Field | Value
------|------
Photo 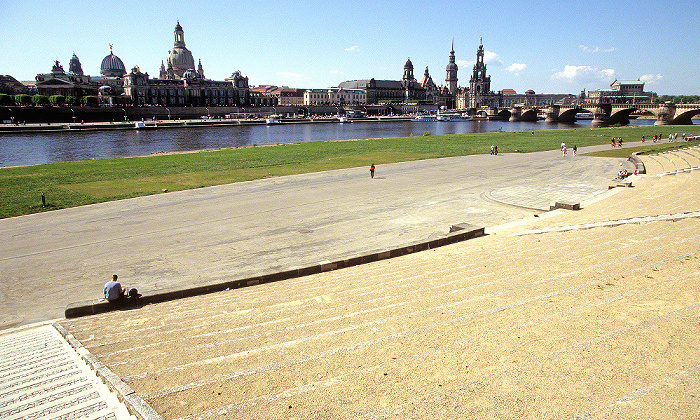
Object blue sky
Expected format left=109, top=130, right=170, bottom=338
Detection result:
left=1, top=0, right=698, bottom=95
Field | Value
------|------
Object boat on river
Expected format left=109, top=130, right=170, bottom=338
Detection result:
left=133, top=122, right=156, bottom=130
left=411, top=114, right=438, bottom=122
left=265, top=115, right=282, bottom=125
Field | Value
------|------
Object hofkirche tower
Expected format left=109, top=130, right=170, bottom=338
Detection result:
left=468, top=37, right=492, bottom=108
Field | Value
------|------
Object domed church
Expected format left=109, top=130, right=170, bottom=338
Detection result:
left=160, top=21, right=203, bottom=79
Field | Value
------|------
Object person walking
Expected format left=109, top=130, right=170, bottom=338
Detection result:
left=369, top=164, right=375, bottom=179
left=572, top=145, right=577, bottom=156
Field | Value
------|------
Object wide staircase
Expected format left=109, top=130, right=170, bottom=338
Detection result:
left=59, top=150, right=700, bottom=420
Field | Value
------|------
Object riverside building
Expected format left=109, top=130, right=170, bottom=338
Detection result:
left=121, top=22, right=250, bottom=106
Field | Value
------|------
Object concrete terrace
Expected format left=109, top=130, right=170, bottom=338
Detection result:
left=52, top=146, right=700, bottom=419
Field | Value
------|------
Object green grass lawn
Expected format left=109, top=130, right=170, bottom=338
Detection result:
left=1, top=124, right=696, bottom=218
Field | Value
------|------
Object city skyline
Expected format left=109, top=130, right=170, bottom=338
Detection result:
left=1, top=0, right=698, bottom=96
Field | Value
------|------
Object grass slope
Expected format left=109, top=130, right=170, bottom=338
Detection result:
left=1, top=125, right=696, bottom=218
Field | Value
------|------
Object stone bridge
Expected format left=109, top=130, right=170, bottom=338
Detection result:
left=484, top=103, right=700, bottom=126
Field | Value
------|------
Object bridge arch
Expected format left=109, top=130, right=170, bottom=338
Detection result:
left=673, top=108, right=700, bottom=125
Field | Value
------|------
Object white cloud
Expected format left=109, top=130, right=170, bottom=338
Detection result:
left=551, top=65, right=616, bottom=83
left=329, top=69, right=342, bottom=75
left=601, top=68, right=615, bottom=79
left=276, top=72, right=313, bottom=84
left=345, top=45, right=359, bottom=52
left=506, top=63, right=526, bottom=76
left=579, top=45, right=616, bottom=53
left=640, top=73, right=663, bottom=85
left=456, top=60, right=471, bottom=68
left=483, top=50, right=503, bottom=66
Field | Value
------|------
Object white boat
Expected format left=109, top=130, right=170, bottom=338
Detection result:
left=411, top=115, right=437, bottom=122
left=133, top=122, right=155, bottom=129
left=265, top=116, right=281, bottom=124
left=337, top=116, right=349, bottom=123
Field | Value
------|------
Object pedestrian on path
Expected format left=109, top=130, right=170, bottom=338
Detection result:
left=572, top=145, right=577, bottom=156
left=490, top=145, right=495, bottom=155
left=370, top=164, right=375, bottom=179
left=561, top=142, right=567, bottom=156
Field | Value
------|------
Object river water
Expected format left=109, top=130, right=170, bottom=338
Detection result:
left=0, top=118, right=657, bottom=167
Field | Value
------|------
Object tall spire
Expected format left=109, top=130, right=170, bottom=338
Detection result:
left=445, top=40, right=458, bottom=95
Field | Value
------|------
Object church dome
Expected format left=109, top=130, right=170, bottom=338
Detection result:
left=404, top=58, right=414, bottom=70
left=168, top=48, right=195, bottom=75
left=100, top=47, right=126, bottom=77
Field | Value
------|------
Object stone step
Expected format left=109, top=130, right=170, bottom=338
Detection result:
left=0, top=325, right=138, bottom=420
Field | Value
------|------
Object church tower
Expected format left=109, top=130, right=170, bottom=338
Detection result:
left=468, top=37, right=491, bottom=108
left=174, top=21, right=185, bottom=48
left=402, top=57, right=416, bottom=100
left=166, top=21, right=196, bottom=79
left=445, top=40, right=458, bottom=95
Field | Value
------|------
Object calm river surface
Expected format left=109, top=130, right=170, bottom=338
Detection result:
left=0, top=119, right=657, bottom=167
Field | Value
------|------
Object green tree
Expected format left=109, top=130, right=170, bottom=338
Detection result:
left=65, top=96, right=79, bottom=105
left=49, top=95, right=66, bottom=105
left=15, top=94, right=32, bottom=105
left=81, top=96, right=98, bottom=105
left=32, top=94, right=49, bottom=105
left=0, top=93, right=14, bottom=105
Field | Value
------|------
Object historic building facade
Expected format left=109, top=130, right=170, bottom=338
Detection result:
left=120, top=22, right=250, bottom=106
left=586, top=80, right=656, bottom=104
left=123, top=68, right=249, bottom=106
left=338, top=58, right=435, bottom=105
left=34, top=47, right=127, bottom=98
left=303, top=88, right=366, bottom=105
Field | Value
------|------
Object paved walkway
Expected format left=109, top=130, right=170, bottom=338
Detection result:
left=0, top=143, right=632, bottom=329
left=54, top=145, right=700, bottom=419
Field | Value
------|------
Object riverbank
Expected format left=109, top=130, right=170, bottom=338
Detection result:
left=0, top=125, right=696, bottom=219
left=0, top=115, right=409, bottom=134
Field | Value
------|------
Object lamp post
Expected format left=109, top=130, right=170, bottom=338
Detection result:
left=8, top=108, right=14, bottom=124
left=165, top=107, right=171, bottom=120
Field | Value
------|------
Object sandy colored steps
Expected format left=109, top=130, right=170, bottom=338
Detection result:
left=139, top=246, right=700, bottom=419
left=639, top=155, right=665, bottom=175
left=63, top=220, right=696, bottom=388
left=677, top=146, right=700, bottom=169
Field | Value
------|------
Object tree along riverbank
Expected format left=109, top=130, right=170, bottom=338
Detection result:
left=0, top=125, right=696, bottom=219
